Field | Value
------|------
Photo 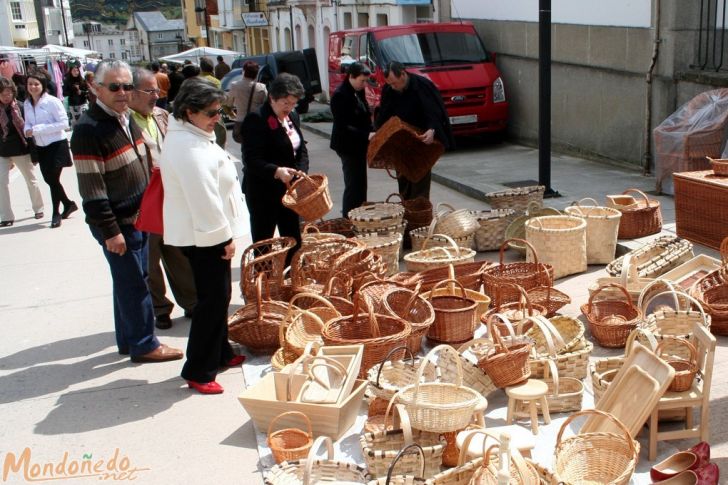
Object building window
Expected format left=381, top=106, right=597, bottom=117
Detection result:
left=108, top=39, right=113, bottom=46
left=10, top=2, right=22, bottom=21
left=83, top=40, right=89, bottom=47
left=14, top=24, right=25, bottom=30
left=157, top=33, right=163, bottom=40
left=122, top=51, right=127, bottom=60
left=109, top=52, right=115, bottom=59
left=120, top=38, right=125, bottom=45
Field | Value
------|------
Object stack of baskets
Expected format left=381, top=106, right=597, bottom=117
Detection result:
left=470, top=208, right=516, bottom=252
left=349, top=202, right=405, bottom=235
left=433, top=203, right=480, bottom=242
left=483, top=185, right=545, bottom=214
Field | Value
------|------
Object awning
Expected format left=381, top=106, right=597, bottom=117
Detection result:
left=159, top=46, right=241, bottom=65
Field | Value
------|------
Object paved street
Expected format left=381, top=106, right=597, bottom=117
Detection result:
left=0, top=123, right=726, bottom=484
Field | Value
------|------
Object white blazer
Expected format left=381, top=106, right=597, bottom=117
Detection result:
left=23, top=93, right=68, bottom=147
left=160, top=116, right=245, bottom=247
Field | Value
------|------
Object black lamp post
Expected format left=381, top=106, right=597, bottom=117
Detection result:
left=194, top=5, right=210, bottom=47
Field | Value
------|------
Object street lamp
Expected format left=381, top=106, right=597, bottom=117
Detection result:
left=194, top=5, right=210, bottom=47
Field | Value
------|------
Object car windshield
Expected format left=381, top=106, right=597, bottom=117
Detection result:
left=378, top=31, right=490, bottom=67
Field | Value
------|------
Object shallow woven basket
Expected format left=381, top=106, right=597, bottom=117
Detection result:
left=367, top=347, right=430, bottom=402
left=267, top=411, right=313, bottom=465
left=240, top=237, right=296, bottom=303
left=482, top=283, right=547, bottom=333
left=434, top=203, right=480, bottom=239
left=530, top=337, right=593, bottom=380
left=524, top=314, right=585, bottom=355
left=228, top=275, right=288, bottom=352
left=708, top=156, right=728, bottom=176
left=564, top=197, right=622, bottom=264
left=409, top=220, right=474, bottom=253
left=349, top=202, right=405, bottom=233
left=641, top=289, right=710, bottom=359
left=425, top=279, right=479, bottom=344
left=554, top=409, right=637, bottom=485
left=404, top=234, right=476, bottom=272
left=281, top=172, right=332, bottom=222
left=606, top=235, right=693, bottom=278
left=415, top=260, right=492, bottom=293
left=614, top=188, right=662, bottom=239
left=504, top=201, right=561, bottom=253
left=515, top=357, right=583, bottom=415
left=470, top=208, right=516, bottom=252
left=521, top=263, right=571, bottom=317
left=690, top=269, right=728, bottom=335
left=657, top=337, right=698, bottom=392
left=381, top=287, right=435, bottom=353
left=581, top=283, right=643, bottom=348
left=525, top=215, right=587, bottom=279
left=470, top=441, right=540, bottom=485
left=483, top=185, right=545, bottom=213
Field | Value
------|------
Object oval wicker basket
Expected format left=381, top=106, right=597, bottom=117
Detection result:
left=228, top=275, right=288, bottom=352
left=267, top=411, right=313, bottom=465
left=434, top=202, right=480, bottom=239
left=525, top=264, right=571, bottom=317
left=581, top=283, right=643, bottom=348
left=657, top=336, right=698, bottom=392
left=404, top=234, right=476, bottom=272
left=564, top=198, right=622, bottom=264
left=483, top=185, right=545, bottom=213
left=409, top=219, right=474, bottom=252
left=614, top=188, right=662, bottom=239
left=349, top=202, right=405, bottom=232
left=425, top=279, right=479, bottom=344
left=478, top=314, right=534, bottom=388
left=240, top=236, right=296, bottom=303
left=281, top=172, right=332, bottom=222
left=381, top=286, right=435, bottom=354
left=525, top=215, right=587, bottom=279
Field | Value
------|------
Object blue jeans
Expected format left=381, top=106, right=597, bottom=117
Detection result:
left=90, top=224, right=159, bottom=357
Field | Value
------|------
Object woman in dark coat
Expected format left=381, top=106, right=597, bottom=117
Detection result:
left=241, top=73, right=308, bottom=260
left=330, top=62, right=374, bottom=217
left=62, top=62, right=88, bottom=127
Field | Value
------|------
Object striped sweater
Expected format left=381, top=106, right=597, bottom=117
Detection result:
left=70, top=103, right=150, bottom=239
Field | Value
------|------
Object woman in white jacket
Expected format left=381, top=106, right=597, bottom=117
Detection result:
left=160, top=77, right=246, bottom=395
left=24, top=69, right=77, bottom=228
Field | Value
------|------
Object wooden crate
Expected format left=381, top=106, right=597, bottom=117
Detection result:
left=674, top=170, right=728, bottom=250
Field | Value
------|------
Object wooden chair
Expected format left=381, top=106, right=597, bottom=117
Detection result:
left=647, top=322, right=716, bottom=460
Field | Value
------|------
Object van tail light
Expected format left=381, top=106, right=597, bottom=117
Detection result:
left=492, top=77, right=506, bottom=103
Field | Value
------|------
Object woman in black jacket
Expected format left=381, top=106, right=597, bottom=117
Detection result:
left=62, top=62, right=88, bottom=127
left=329, top=62, right=373, bottom=217
left=241, top=73, right=308, bottom=259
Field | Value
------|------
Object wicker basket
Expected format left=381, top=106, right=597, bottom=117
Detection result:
left=291, top=239, right=362, bottom=291
left=470, top=209, right=516, bottom=252
left=228, top=275, right=289, bottom=352
left=641, top=289, right=710, bottom=359
left=355, top=232, right=402, bottom=276
left=613, top=188, right=662, bottom=239
left=349, top=203, right=405, bottom=233
left=707, top=156, right=728, bottom=176
left=504, top=201, right=561, bottom=254
left=522, top=314, right=584, bottom=355
left=656, top=336, right=698, bottom=392
left=524, top=264, right=571, bottom=317
left=381, top=287, right=435, bottom=353
left=564, top=198, right=622, bottom=264
left=365, top=443, right=430, bottom=484
left=401, top=195, right=433, bottom=227
left=301, top=224, right=346, bottom=248
left=470, top=438, right=539, bottom=485
left=308, top=217, right=356, bottom=237
left=523, top=359, right=583, bottom=414
left=554, top=409, right=638, bottom=485
left=415, top=260, right=492, bottom=293
left=483, top=185, right=545, bottom=213
left=425, top=279, right=479, bottom=344
left=581, top=283, right=643, bottom=348
left=483, top=283, right=547, bottom=330
left=280, top=297, right=328, bottom=362
left=264, top=436, right=369, bottom=485
left=322, top=298, right=411, bottom=378
left=478, top=314, right=533, bottom=388
left=268, top=411, right=314, bottom=465
left=606, top=235, right=694, bottom=278
left=394, top=345, right=482, bottom=433
left=481, top=239, right=554, bottom=305
left=530, top=336, right=593, bottom=381
left=281, top=172, right=333, bottom=222
left=433, top=203, right=480, bottom=239
left=404, top=234, right=476, bottom=272
left=240, top=237, right=296, bottom=302
left=367, top=347, right=430, bottom=403
left=525, top=215, right=587, bottom=279
left=690, top=266, right=728, bottom=335
left=409, top=219, right=474, bottom=253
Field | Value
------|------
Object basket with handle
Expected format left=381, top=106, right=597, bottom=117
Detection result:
left=425, top=279, right=479, bottom=344
left=331, top=247, right=388, bottom=288
left=404, top=234, right=476, bottom=272
left=478, top=314, right=533, bottom=388
left=524, top=264, right=571, bottom=317
left=481, top=239, right=554, bottom=305
left=605, top=235, right=693, bottom=278
left=354, top=232, right=402, bottom=276
left=581, top=283, right=643, bottom=348
left=614, top=188, right=662, bottom=239
left=470, top=432, right=540, bottom=485
left=290, top=239, right=362, bottom=291
left=281, top=172, right=333, bottom=222
left=228, top=274, right=289, bottom=352
left=483, top=185, right=545, bottom=213
left=309, top=217, right=357, bottom=237
left=297, top=357, right=348, bottom=404
left=421, top=265, right=491, bottom=317
left=433, top=202, right=480, bottom=239
left=525, top=215, right=587, bottom=279
left=564, top=197, right=622, bottom=264
left=409, top=220, right=474, bottom=253
left=707, top=156, right=728, bottom=176
left=357, top=279, right=414, bottom=313
left=482, top=283, right=547, bottom=334
left=521, top=314, right=583, bottom=355
left=641, top=289, right=710, bottom=359
left=521, top=315, right=593, bottom=381
left=366, top=346, right=433, bottom=404
left=322, top=296, right=411, bottom=378
left=394, top=345, right=482, bottom=433
left=553, top=409, right=638, bottom=485
left=301, top=224, right=346, bottom=249
left=365, top=442, right=430, bottom=484
left=267, top=411, right=314, bottom=464
left=656, top=336, right=698, bottom=392
left=415, top=260, right=493, bottom=293
left=381, top=285, right=435, bottom=353
left=503, top=201, right=561, bottom=253
left=516, top=352, right=583, bottom=415
left=689, top=267, right=728, bottom=335
left=264, top=435, right=369, bottom=485
left=280, top=295, right=330, bottom=362
left=349, top=202, right=405, bottom=233
left=399, top=194, right=433, bottom=227
left=471, top=208, right=517, bottom=252
left=240, top=236, right=296, bottom=302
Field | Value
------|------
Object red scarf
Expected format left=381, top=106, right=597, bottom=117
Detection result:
left=0, top=99, right=27, bottom=146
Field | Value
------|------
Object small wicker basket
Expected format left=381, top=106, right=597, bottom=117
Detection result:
left=281, top=172, right=333, bottom=222
left=434, top=203, right=480, bottom=239
left=656, top=336, right=698, bottom=392
left=707, top=156, right=728, bottom=176
left=613, top=188, right=662, bottom=239
left=581, top=283, right=643, bottom=348
left=267, top=411, right=313, bottom=464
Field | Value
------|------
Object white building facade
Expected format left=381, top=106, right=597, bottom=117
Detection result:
left=0, top=0, right=40, bottom=47
left=32, top=0, right=74, bottom=47
left=72, top=22, right=131, bottom=61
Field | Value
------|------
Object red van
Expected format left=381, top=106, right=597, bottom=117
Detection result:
left=328, top=22, right=508, bottom=136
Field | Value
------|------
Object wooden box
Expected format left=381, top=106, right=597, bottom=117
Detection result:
left=661, top=254, right=722, bottom=291
left=674, top=170, right=728, bottom=250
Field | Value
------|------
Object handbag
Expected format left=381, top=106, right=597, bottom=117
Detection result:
left=26, top=138, right=39, bottom=165
left=134, top=167, right=164, bottom=235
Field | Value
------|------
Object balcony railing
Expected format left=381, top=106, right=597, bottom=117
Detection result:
left=695, top=0, right=728, bottom=71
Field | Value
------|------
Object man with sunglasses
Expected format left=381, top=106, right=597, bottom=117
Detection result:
left=128, top=68, right=197, bottom=330
left=70, top=60, right=183, bottom=364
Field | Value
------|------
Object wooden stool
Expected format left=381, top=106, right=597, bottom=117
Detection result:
left=456, top=425, right=536, bottom=459
left=506, top=379, right=551, bottom=435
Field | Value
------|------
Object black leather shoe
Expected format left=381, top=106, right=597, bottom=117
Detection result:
left=50, top=215, right=61, bottom=228
left=155, top=314, right=172, bottom=329
left=61, top=201, right=78, bottom=219
left=0, top=221, right=13, bottom=227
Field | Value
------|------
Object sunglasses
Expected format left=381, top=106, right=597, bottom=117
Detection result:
left=99, top=82, right=134, bottom=92
left=136, top=88, right=161, bottom=96
left=203, top=107, right=225, bottom=117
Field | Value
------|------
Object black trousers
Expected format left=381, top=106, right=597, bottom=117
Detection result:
left=38, top=163, right=70, bottom=216
left=245, top=187, right=301, bottom=265
left=339, top=151, right=367, bottom=218
left=180, top=242, right=234, bottom=383
left=398, top=170, right=431, bottom=201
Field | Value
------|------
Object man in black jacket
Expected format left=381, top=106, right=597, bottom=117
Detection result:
left=375, top=61, right=454, bottom=200
left=330, top=62, right=374, bottom=217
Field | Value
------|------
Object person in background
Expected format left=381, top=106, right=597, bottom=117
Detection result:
left=180, top=63, right=226, bottom=149
left=160, top=78, right=246, bottom=394
left=375, top=60, right=454, bottom=200
left=11, top=73, right=26, bottom=103
left=70, top=60, right=183, bottom=364
left=0, top=77, right=44, bottom=226
left=37, top=67, right=59, bottom=99
left=24, top=69, right=76, bottom=229
left=241, top=73, right=308, bottom=261
left=128, top=67, right=197, bottom=330
left=63, top=61, right=89, bottom=128
left=227, top=60, right=267, bottom=147
left=150, top=62, right=170, bottom=110
left=161, top=63, right=169, bottom=74
left=199, top=57, right=221, bottom=88
left=84, top=71, right=97, bottom=108
left=214, top=55, right=231, bottom=80
left=330, top=62, right=374, bottom=217
left=166, top=63, right=184, bottom=108
left=181, top=64, right=201, bottom=80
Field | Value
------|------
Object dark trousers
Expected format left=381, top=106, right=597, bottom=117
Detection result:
left=148, top=234, right=197, bottom=318
left=398, top=170, right=432, bottom=201
left=180, top=242, right=234, bottom=383
left=245, top=188, right=301, bottom=265
left=339, top=151, right=367, bottom=218
left=38, top=163, right=70, bottom=216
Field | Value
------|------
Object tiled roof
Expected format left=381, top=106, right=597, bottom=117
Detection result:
left=134, top=11, right=184, bottom=32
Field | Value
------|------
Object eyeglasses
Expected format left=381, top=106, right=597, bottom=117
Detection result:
left=98, top=82, right=134, bottom=92
left=203, top=107, right=225, bottom=117
left=136, top=88, right=161, bottom=96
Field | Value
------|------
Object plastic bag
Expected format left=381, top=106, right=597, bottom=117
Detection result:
left=653, top=88, right=728, bottom=194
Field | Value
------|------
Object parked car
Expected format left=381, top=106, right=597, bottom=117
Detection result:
left=328, top=22, right=508, bottom=137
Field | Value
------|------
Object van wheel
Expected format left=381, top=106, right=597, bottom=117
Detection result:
left=296, top=99, right=310, bottom=114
